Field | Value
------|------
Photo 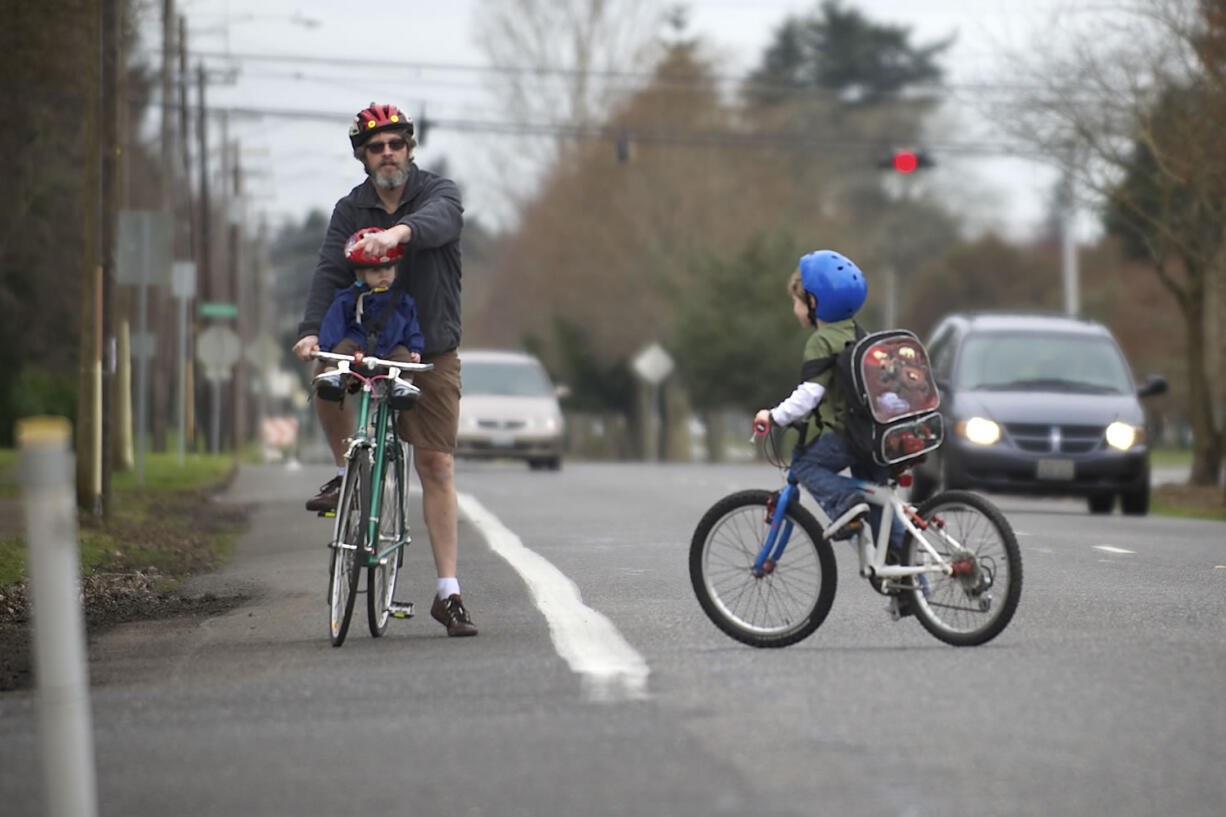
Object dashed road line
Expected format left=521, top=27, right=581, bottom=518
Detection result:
left=458, top=493, right=650, bottom=703
left=1093, top=545, right=1135, bottom=554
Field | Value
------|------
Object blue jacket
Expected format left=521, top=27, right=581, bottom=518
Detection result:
left=318, top=285, right=425, bottom=357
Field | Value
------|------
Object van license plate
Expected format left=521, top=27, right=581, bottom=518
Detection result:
left=1036, top=458, right=1074, bottom=480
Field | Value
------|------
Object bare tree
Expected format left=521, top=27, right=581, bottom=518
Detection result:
left=470, top=0, right=666, bottom=221
left=995, top=0, right=1226, bottom=487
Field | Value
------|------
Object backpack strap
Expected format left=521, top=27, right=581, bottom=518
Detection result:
left=801, top=355, right=837, bottom=380
left=363, top=288, right=404, bottom=355
left=799, top=321, right=866, bottom=380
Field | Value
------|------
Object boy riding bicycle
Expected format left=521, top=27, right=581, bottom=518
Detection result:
left=752, top=250, right=907, bottom=559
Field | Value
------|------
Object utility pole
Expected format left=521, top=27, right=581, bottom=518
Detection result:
left=1059, top=164, right=1080, bottom=316
left=230, top=139, right=248, bottom=449
left=87, top=0, right=123, bottom=516
left=152, top=0, right=176, bottom=452
left=178, top=14, right=197, bottom=451
left=196, top=63, right=212, bottom=450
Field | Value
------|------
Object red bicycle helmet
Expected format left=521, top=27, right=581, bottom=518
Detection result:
left=348, top=102, right=414, bottom=149
left=344, top=227, right=404, bottom=269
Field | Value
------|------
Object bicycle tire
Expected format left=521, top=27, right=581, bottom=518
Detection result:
left=368, top=439, right=406, bottom=637
left=689, top=489, right=838, bottom=648
left=329, top=455, right=369, bottom=647
left=903, top=490, right=1022, bottom=647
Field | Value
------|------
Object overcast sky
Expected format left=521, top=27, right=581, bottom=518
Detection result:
left=163, top=0, right=1100, bottom=239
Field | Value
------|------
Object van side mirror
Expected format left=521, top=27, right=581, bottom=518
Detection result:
left=1137, top=374, right=1167, bottom=399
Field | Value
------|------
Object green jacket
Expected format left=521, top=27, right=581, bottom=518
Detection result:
left=802, top=318, right=859, bottom=438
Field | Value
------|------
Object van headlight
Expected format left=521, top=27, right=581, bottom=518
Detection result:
left=958, top=417, right=1000, bottom=446
left=1105, top=421, right=1142, bottom=450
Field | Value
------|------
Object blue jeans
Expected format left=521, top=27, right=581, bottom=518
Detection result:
left=791, top=431, right=904, bottom=550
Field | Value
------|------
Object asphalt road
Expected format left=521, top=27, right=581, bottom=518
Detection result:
left=2, top=460, right=1223, bottom=817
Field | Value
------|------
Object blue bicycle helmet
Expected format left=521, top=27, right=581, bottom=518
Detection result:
left=798, top=250, right=867, bottom=323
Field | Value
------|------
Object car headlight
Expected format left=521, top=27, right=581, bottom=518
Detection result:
left=533, top=416, right=559, bottom=432
left=958, top=416, right=1001, bottom=446
left=1105, top=421, right=1142, bottom=450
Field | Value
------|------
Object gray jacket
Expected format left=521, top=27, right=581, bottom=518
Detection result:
left=298, top=166, right=463, bottom=356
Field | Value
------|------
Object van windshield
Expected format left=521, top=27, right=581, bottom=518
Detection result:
left=462, top=360, right=554, bottom=397
left=956, top=332, right=1133, bottom=394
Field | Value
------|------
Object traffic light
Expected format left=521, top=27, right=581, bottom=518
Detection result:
left=877, top=150, right=934, bottom=173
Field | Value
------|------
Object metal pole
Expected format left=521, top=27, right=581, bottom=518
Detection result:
left=18, top=417, right=100, bottom=817
left=136, top=265, right=149, bottom=486
left=177, top=292, right=187, bottom=464
left=883, top=264, right=897, bottom=328
left=210, top=378, right=221, bottom=454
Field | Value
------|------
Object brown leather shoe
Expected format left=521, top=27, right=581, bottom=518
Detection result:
left=305, top=475, right=342, bottom=512
left=430, top=594, right=478, bottom=637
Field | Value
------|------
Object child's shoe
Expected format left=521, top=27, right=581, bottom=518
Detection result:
left=314, top=370, right=344, bottom=402
left=825, top=501, right=869, bottom=541
left=388, top=379, right=420, bottom=410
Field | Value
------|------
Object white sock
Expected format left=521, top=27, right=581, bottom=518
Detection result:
left=337, top=467, right=345, bottom=477
left=437, top=577, right=461, bottom=599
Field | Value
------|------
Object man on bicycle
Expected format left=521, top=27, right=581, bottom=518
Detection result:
left=292, top=102, right=476, bottom=637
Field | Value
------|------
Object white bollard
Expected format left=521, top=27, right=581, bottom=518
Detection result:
left=18, top=416, right=99, bottom=817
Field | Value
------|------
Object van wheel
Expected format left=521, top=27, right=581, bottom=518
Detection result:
left=909, top=460, right=938, bottom=503
left=1087, top=493, right=1114, bottom=514
left=1121, top=482, right=1149, bottom=516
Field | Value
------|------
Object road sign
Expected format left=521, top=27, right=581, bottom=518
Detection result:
left=196, top=325, right=241, bottom=382
left=116, top=210, right=172, bottom=286
left=632, top=342, right=675, bottom=385
left=172, top=261, right=196, bottom=299
left=199, top=301, right=238, bottom=320
left=244, top=334, right=282, bottom=369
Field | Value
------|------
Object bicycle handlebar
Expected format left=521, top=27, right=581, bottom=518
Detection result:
left=312, top=349, right=434, bottom=373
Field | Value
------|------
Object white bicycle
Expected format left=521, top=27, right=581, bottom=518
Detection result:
left=690, top=424, right=1023, bottom=648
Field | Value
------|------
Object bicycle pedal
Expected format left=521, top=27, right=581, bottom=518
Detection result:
left=317, top=509, right=336, bottom=518
left=389, top=601, right=415, bottom=619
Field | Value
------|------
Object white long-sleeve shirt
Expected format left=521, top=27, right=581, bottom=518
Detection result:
left=769, top=381, right=827, bottom=427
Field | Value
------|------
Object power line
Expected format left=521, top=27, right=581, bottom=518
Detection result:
left=155, top=99, right=1040, bottom=159
left=136, top=46, right=1053, bottom=97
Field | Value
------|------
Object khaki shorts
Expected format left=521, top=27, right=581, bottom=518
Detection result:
left=314, top=343, right=460, bottom=454
left=396, top=348, right=460, bottom=453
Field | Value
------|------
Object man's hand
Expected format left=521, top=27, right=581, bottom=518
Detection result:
left=409, top=351, right=422, bottom=363
left=348, top=224, right=411, bottom=259
left=292, top=335, right=320, bottom=362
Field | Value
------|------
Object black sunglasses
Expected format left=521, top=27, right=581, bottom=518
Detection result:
left=365, top=137, right=408, bottom=155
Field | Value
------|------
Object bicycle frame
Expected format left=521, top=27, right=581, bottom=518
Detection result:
left=752, top=464, right=961, bottom=589
left=316, top=351, right=431, bottom=566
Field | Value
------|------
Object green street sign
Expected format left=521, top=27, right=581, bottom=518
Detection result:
left=199, top=301, right=238, bottom=319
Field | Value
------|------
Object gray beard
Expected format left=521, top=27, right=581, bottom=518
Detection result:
left=372, top=164, right=410, bottom=190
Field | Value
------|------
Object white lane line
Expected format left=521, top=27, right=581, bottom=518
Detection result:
left=1093, top=545, right=1135, bottom=554
left=458, top=493, right=650, bottom=702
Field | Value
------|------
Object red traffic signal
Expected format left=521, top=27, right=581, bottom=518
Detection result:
left=893, top=151, right=919, bottom=173
left=877, top=150, right=934, bottom=173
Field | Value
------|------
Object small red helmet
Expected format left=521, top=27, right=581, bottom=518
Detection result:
left=344, top=227, right=403, bottom=269
left=348, top=102, right=413, bottom=149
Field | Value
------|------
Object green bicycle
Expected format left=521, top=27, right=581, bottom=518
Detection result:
left=313, top=349, right=432, bottom=647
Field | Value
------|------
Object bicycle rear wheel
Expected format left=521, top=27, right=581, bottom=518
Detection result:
left=329, top=455, right=369, bottom=647
left=903, top=490, right=1022, bottom=646
left=368, top=440, right=407, bottom=637
left=689, top=489, right=838, bottom=648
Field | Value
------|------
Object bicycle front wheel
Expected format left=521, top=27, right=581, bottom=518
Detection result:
left=329, top=455, right=369, bottom=647
left=689, top=490, right=837, bottom=648
left=368, top=440, right=407, bottom=637
left=904, top=490, right=1022, bottom=647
